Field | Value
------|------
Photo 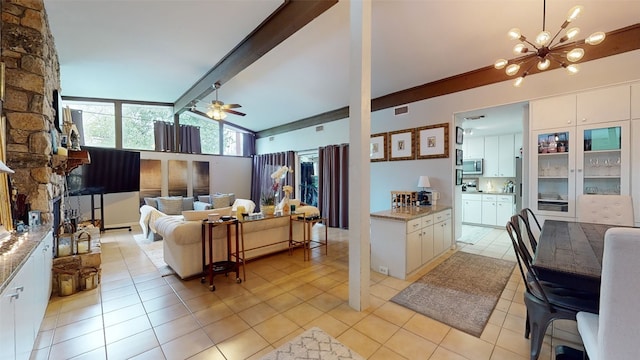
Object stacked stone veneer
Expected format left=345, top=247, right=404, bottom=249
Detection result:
left=2, top=0, right=65, bottom=224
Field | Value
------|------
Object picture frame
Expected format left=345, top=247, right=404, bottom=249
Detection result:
left=28, top=210, right=41, bottom=227
left=456, top=169, right=463, bottom=185
left=416, top=123, right=449, bottom=159
left=370, top=132, right=388, bottom=162
left=389, top=129, right=415, bottom=161
left=456, top=126, right=464, bottom=145
left=456, top=149, right=463, bottom=165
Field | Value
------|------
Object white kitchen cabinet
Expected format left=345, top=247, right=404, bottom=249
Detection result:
left=371, top=208, right=450, bottom=279
left=632, top=83, right=640, bottom=119
left=530, top=94, right=576, bottom=131
left=463, top=137, right=484, bottom=159
left=462, top=194, right=482, bottom=224
left=632, top=118, right=640, bottom=225
left=577, top=85, right=630, bottom=125
left=484, top=134, right=515, bottom=177
left=496, top=195, right=515, bottom=227
left=481, top=194, right=497, bottom=226
left=514, top=132, right=523, bottom=157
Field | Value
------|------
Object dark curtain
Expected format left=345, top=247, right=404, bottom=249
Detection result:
left=179, top=124, right=202, bottom=154
left=251, top=151, right=295, bottom=211
left=319, top=144, right=349, bottom=229
left=243, top=133, right=256, bottom=157
left=154, top=121, right=176, bottom=152
left=300, top=162, right=316, bottom=206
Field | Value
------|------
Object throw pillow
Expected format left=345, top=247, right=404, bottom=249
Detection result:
left=157, top=197, right=183, bottom=215
left=211, top=195, right=231, bottom=209
left=144, top=197, right=158, bottom=209
left=193, top=201, right=211, bottom=211
left=182, top=197, right=194, bottom=211
left=197, top=195, right=211, bottom=204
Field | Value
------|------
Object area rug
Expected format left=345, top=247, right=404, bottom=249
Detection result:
left=391, top=251, right=515, bottom=337
left=261, top=327, right=364, bottom=360
left=133, top=234, right=176, bottom=277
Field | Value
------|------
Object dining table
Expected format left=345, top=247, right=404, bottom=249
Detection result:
left=532, top=220, right=616, bottom=295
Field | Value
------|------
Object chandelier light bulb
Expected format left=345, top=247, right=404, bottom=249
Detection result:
left=535, top=31, right=551, bottom=46
left=565, top=64, right=580, bottom=74
left=566, top=5, right=583, bottom=22
left=513, top=43, right=527, bottom=54
left=507, top=28, right=522, bottom=40
left=565, top=27, right=580, bottom=41
left=206, top=109, right=215, bottom=118
left=537, top=58, right=551, bottom=70
left=494, top=59, right=508, bottom=69
left=513, top=76, right=525, bottom=87
left=566, top=48, right=585, bottom=62
left=585, top=31, right=606, bottom=45
left=505, top=63, right=520, bottom=76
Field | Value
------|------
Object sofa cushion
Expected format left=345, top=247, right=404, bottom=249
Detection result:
left=193, top=201, right=211, bottom=211
left=144, top=197, right=158, bottom=209
left=182, top=206, right=232, bottom=221
left=211, top=195, right=232, bottom=209
left=197, top=195, right=211, bottom=203
left=182, top=196, right=194, bottom=211
left=157, top=197, right=184, bottom=215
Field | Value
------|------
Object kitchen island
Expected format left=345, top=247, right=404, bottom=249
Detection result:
left=371, top=205, right=452, bottom=279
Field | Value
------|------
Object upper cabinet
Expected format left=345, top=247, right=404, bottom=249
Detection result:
left=576, top=86, right=630, bottom=125
left=632, top=83, right=640, bottom=119
left=463, top=137, right=484, bottom=159
left=484, top=134, right=515, bottom=177
left=530, top=94, right=576, bottom=130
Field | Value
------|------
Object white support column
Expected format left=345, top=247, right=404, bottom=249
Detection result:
left=348, top=0, right=371, bottom=311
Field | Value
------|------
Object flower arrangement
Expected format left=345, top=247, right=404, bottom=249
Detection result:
left=261, top=166, right=293, bottom=205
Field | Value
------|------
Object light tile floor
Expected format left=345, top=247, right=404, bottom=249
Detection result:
left=31, top=224, right=584, bottom=360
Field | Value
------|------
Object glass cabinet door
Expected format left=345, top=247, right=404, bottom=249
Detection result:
left=577, top=121, right=629, bottom=196
left=533, top=129, right=574, bottom=216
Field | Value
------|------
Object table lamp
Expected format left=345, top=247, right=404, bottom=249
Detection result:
left=417, top=176, right=430, bottom=191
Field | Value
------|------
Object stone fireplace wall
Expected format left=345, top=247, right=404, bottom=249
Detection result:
left=1, top=0, right=64, bottom=225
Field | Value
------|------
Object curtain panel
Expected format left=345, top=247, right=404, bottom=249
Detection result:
left=319, top=144, right=349, bottom=229
left=179, top=124, right=202, bottom=154
left=154, top=121, right=202, bottom=154
left=251, top=151, right=295, bottom=211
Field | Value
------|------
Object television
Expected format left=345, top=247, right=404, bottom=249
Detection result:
left=67, top=147, right=140, bottom=195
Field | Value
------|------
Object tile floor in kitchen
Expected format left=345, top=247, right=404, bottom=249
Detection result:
left=30, top=224, right=585, bottom=359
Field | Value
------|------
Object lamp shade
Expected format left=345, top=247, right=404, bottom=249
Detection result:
left=417, top=176, right=431, bottom=188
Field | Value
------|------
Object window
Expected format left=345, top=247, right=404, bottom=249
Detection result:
left=223, top=124, right=245, bottom=156
left=179, top=112, right=220, bottom=155
left=63, top=100, right=116, bottom=148
left=122, top=104, right=173, bottom=150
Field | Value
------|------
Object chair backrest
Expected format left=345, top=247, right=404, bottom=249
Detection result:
left=519, top=208, right=541, bottom=253
left=596, top=227, right=640, bottom=359
left=576, top=195, right=634, bottom=226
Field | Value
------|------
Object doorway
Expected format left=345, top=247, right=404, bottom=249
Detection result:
left=297, top=150, right=318, bottom=207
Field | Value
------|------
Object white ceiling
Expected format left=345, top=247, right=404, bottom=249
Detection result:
left=45, top=0, right=640, bottom=133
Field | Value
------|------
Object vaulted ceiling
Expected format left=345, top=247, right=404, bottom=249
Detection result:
left=46, top=0, right=640, bottom=136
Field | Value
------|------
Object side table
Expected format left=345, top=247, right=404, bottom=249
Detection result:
left=289, top=215, right=328, bottom=261
left=200, top=219, right=241, bottom=291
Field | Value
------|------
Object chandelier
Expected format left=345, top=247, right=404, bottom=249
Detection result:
left=494, top=1, right=606, bottom=87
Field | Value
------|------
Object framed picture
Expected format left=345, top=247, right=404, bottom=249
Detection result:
left=456, top=169, right=463, bottom=185
left=370, top=132, right=388, bottom=162
left=28, top=211, right=41, bottom=227
left=456, top=149, right=463, bottom=165
left=389, top=129, right=415, bottom=161
left=416, top=123, right=449, bottom=159
left=456, top=126, right=464, bottom=145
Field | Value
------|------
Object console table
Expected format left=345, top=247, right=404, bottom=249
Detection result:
left=289, top=215, right=328, bottom=261
left=200, top=219, right=241, bottom=291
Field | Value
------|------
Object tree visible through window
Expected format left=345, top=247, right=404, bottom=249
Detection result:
left=122, top=104, right=173, bottom=150
left=63, top=100, right=116, bottom=148
left=179, top=112, right=220, bottom=155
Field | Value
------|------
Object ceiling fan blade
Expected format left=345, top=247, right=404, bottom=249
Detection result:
left=224, top=109, right=246, bottom=116
left=222, top=103, right=242, bottom=109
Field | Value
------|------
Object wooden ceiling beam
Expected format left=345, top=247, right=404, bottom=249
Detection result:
left=174, top=0, right=338, bottom=113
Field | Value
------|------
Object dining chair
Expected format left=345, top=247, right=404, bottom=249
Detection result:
left=506, top=215, right=599, bottom=360
left=576, top=227, right=640, bottom=360
left=576, top=194, right=634, bottom=226
left=519, top=208, right=541, bottom=252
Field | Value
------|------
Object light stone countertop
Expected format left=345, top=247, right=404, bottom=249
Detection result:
left=0, top=227, right=52, bottom=293
left=370, top=204, right=452, bottom=222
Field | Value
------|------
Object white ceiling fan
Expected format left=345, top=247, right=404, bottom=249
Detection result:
left=205, top=82, right=245, bottom=120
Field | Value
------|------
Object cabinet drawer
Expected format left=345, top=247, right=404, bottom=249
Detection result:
left=434, top=209, right=451, bottom=223
left=407, top=218, right=422, bottom=233
left=482, top=194, right=497, bottom=201
left=462, top=193, right=481, bottom=200
left=497, top=195, right=514, bottom=203
left=421, top=214, right=434, bottom=227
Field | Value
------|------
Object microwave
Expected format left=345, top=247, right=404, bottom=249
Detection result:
left=462, top=158, right=483, bottom=175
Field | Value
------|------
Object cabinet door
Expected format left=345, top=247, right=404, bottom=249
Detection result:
left=530, top=94, right=576, bottom=130
left=632, top=83, right=640, bottom=119
left=577, top=85, right=631, bottom=125
left=406, top=230, right=422, bottom=273
left=481, top=201, right=497, bottom=226
left=465, top=137, right=485, bottom=159
left=421, top=225, right=434, bottom=264
left=484, top=135, right=500, bottom=177
left=0, top=285, right=17, bottom=360
left=462, top=199, right=482, bottom=224
left=442, top=219, right=452, bottom=250
left=498, top=134, right=515, bottom=177
left=577, top=121, right=630, bottom=196
left=496, top=201, right=514, bottom=228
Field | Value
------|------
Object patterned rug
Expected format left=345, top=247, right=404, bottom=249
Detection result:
left=133, top=234, right=176, bottom=277
left=391, top=252, right=515, bottom=337
left=261, top=327, right=364, bottom=360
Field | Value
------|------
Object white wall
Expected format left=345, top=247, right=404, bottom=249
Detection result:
left=70, top=153, right=252, bottom=229
left=257, top=50, right=640, bottom=226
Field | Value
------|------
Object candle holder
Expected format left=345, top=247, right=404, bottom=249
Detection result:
left=80, top=267, right=98, bottom=291
left=58, top=271, right=77, bottom=296
left=55, top=222, right=76, bottom=258
left=75, top=230, right=91, bottom=255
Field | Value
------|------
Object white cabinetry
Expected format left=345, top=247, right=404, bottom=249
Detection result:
left=530, top=94, right=576, bottom=130
left=481, top=194, right=497, bottom=226
left=484, top=134, right=515, bottom=177
left=371, top=208, right=451, bottom=280
left=0, top=232, right=53, bottom=360
left=463, top=137, right=484, bottom=159
left=576, top=85, right=630, bottom=125
left=462, top=194, right=482, bottom=224
left=496, top=195, right=515, bottom=227
left=632, top=83, right=640, bottom=119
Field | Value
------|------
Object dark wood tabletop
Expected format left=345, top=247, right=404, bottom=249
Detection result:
left=533, top=220, right=615, bottom=293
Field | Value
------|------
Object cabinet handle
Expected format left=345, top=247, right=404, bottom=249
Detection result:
left=578, top=169, right=582, bottom=173
left=582, top=118, right=587, bottom=122
left=15, top=286, right=24, bottom=292
left=9, top=293, right=19, bottom=301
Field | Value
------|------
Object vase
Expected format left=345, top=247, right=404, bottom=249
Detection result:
left=262, top=205, right=275, bottom=216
